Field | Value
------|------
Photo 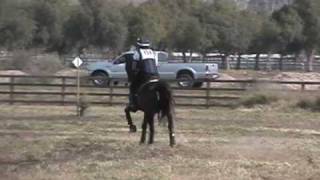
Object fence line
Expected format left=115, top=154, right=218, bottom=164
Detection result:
left=0, top=75, right=319, bottom=108
left=2, top=54, right=320, bottom=71
left=62, top=55, right=320, bottom=71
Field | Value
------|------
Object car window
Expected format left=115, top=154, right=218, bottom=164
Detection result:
left=113, top=55, right=126, bottom=64
left=158, top=52, right=168, bottom=62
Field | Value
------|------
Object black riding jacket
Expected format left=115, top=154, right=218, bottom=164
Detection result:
left=125, top=47, right=159, bottom=84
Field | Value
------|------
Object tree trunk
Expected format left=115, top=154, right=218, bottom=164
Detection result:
left=279, top=54, right=283, bottom=71
left=182, top=52, right=187, bottom=63
left=222, top=55, right=226, bottom=69
left=294, top=53, right=299, bottom=62
left=294, top=53, right=303, bottom=71
left=305, top=49, right=315, bottom=72
left=266, top=52, right=272, bottom=71
left=222, top=54, right=230, bottom=70
left=188, top=51, right=193, bottom=63
left=254, top=53, right=260, bottom=71
left=202, top=53, right=207, bottom=63
left=236, top=53, right=242, bottom=70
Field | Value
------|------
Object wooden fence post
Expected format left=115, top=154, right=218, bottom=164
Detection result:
left=9, top=76, right=15, bottom=105
left=301, top=83, right=305, bottom=91
left=61, top=77, right=66, bottom=105
left=206, top=80, right=210, bottom=109
left=109, top=82, right=113, bottom=106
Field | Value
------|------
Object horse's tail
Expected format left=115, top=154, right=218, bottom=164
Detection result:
left=155, top=81, right=175, bottom=120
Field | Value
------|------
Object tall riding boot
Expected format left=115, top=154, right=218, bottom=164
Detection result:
left=128, top=92, right=138, bottom=111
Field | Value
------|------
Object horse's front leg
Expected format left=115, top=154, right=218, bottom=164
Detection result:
left=125, top=106, right=137, bottom=132
left=167, top=113, right=176, bottom=147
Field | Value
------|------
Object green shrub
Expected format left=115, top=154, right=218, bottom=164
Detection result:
left=297, top=97, right=320, bottom=111
left=6, top=51, right=64, bottom=75
left=8, top=51, right=64, bottom=84
left=314, top=98, right=320, bottom=111
left=240, top=94, right=277, bottom=108
left=296, top=99, right=310, bottom=109
left=10, top=51, right=33, bottom=70
left=23, top=54, right=64, bottom=75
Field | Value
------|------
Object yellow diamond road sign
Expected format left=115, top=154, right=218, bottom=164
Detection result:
left=72, top=57, right=83, bottom=68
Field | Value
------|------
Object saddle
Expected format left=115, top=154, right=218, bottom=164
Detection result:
left=129, top=77, right=160, bottom=112
left=138, top=78, right=160, bottom=92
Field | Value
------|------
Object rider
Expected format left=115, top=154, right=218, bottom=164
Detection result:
left=126, top=38, right=160, bottom=110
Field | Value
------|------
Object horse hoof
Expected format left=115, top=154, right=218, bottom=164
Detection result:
left=129, top=125, right=137, bottom=132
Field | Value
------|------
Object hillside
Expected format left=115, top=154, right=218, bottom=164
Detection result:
left=127, top=0, right=292, bottom=11
left=71, top=0, right=292, bottom=12
left=246, top=0, right=293, bottom=11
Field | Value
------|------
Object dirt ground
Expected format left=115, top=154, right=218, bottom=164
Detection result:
left=0, top=104, right=320, bottom=180
left=216, top=70, right=320, bottom=90
left=219, top=70, right=320, bottom=80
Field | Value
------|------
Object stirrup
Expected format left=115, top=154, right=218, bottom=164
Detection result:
left=149, top=79, right=159, bottom=83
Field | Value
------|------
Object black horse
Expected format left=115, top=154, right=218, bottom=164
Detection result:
left=125, top=80, right=176, bottom=147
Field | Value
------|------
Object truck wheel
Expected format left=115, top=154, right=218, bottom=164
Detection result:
left=177, top=73, right=194, bottom=88
left=91, top=71, right=110, bottom=87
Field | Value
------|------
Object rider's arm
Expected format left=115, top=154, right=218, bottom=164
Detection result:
left=133, top=51, right=140, bottom=61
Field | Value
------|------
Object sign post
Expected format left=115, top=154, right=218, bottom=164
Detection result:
left=72, top=57, right=83, bottom=117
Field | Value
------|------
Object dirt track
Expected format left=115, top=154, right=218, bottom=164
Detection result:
left=0, top=105, right=320, bottom=180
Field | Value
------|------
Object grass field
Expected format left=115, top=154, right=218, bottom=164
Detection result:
left=0, top=102, right=320, bottom=180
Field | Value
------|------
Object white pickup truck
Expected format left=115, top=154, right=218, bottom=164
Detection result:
left=86, top=51, right=219, bottom=88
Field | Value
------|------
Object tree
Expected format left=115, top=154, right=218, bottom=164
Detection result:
left=196, top=1, right=220, bottom=60
left=208, top=0, right=243, bottom=69
left=293, top=0, right=320, bottom=72
left=124, top=0, right=202, bottom=50
left=249, top=19, right=280, bottom=70
left=123, top=3, right=170, bottom=49
left=63, top=4, right=94, bottom=53
left=230, top=11, right=262, bottom=70
left=27, top=0, right=69, bottom=52
left=0, top=0, right=35, bottom=50
left=78, top=0, right=127, bottom=52
left=271, top=5, right=304, bottom=70
left=193, top=0, right=239, bottom=68
left=168, top=15, right=205, bottom=62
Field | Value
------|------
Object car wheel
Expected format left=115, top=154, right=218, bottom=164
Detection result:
left=91, top=71, right=110, bottom=87
left=177, top=73, right=194, bottom=88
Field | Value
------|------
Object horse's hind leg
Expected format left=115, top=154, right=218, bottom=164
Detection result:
left=167, top=113, right=176, bottom=147
left=148, top=113, right=155, bottom=144
left=125, top=106, right=137, bottom=132
left=140, top=114, right=148, bottom=144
